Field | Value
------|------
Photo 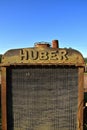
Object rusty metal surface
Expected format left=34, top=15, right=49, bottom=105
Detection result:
left=78, top=68, right=84, bottom=130
left=1, top=67, right=7, bottom=130
left=0, top=41, right=85, bottom=130
left=0, top=47, right=85, bottom=66
left=0, top=71, right=1, bottom=84
left=52, top=40, right=59, bottom=48
left=84, top=74, right=87, bottom=92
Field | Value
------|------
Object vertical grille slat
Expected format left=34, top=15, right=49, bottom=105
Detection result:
left=7, top=66, right=78, bottom=130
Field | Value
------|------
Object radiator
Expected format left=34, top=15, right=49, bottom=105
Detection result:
left=7, top=66, right=78, bottom=130
left=0, top=40, right=84, bottom=130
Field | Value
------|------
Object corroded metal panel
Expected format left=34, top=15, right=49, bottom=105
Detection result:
left=1, top=67, right=7, bottom=130
left=78, top=68, right=84, bottom=130
left=1, top=47, right=84, bottom=66
left=0, top=41, right=85, bottom=130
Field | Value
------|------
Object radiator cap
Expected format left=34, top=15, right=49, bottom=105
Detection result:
left=35, top=42, right=50, bottom=48
left=35, top=40, right=59, bottom=49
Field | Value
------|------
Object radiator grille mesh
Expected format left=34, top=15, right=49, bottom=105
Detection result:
left=7, top=66, right=78, bottom=130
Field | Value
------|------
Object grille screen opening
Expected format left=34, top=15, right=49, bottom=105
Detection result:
left=7, top=66, right=78, bottom=130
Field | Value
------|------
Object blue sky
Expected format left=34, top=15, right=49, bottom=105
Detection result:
left=0, top=0, right=87, bottom=57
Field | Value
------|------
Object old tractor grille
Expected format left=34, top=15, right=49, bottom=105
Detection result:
left=7, top=66, right=78, bottom=130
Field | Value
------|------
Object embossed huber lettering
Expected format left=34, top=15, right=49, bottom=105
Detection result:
left=20, top=49, right=68, bottom=61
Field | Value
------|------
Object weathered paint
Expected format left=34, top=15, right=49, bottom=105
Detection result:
left=1, top=47, right=85, bottom=66
left=1, top=67, right=7, bottom=130
left=0, top=41, right=85, bottom=130
left=78, top=67, right=84, bottom=130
